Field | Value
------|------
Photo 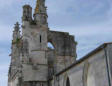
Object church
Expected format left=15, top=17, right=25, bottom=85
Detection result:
left=8, top=0, right=112, bottom=86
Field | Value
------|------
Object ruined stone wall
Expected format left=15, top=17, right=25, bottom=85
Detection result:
left=48, top=31, right=77, bottom=73
left=48, top=31, right=76, bottom=57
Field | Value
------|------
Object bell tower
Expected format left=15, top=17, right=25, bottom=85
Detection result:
left=21, top=0, right=48, bottom=86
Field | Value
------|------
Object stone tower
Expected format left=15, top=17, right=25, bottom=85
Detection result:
left=8, top=0, right=77, bottom=86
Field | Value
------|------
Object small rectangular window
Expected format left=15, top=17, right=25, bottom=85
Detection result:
left=40, top=35, right=42, bottom=43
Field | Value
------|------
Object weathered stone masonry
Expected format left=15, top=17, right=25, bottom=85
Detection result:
left=8, top=0, right=77, bottom=86
left=8, top=0, right=112, bottom=86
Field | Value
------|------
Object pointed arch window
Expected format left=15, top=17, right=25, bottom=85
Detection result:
left=66, top=77, right=70, bottom=86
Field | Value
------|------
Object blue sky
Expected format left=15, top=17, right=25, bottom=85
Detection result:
left=0, top=0, right=112, bottom=86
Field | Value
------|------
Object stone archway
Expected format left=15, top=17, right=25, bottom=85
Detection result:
left=47, top=42, right=55, bottom=49
left=63, top=75, right=71, bottom=86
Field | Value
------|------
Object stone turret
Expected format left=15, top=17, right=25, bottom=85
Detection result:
left=34, top=0, right=48, bottom=26
left=11, top=22, right=21, bottom=65
left=8, top=22, right=21, bottom=85
left=12, top=22, right=20, bottom=41
left=22, top=5, right=32, bottom=22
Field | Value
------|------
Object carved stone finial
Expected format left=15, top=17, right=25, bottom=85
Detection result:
left=34, top=0, right=46, bottom=14
left=35, top=0, right=40, bottom=14
left=14, top=22, right=20, bottom=31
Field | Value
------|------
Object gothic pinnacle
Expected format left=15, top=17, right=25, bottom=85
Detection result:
left=34, top=0, right=46, bottom=14
left=35, top=0, right=40, bottom=14
left=14, top=22, right=20, bottom=31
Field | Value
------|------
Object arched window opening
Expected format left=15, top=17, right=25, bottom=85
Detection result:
left=66, top=77, right=70, bottom=86
left=47, top=42, right=55, bottom=49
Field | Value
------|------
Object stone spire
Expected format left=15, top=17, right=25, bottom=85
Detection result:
left=34, top=0, right=46, bottom=14
left=14, top=22, right=20, bottom=31
left=11, top=22, right=21, bottom=68
left=34, top=0, right=40, bottom=14
left=13, top=22, right=21, bottom=41
left=34, top=0, right=48, bottom=26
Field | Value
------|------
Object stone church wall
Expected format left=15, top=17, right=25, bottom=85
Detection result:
left=106, top=44, right=112, bottom=85
left=52, top=47, right=110, bottom=86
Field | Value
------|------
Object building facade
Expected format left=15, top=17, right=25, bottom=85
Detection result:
left=8, top=0, right=112, bottom=86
